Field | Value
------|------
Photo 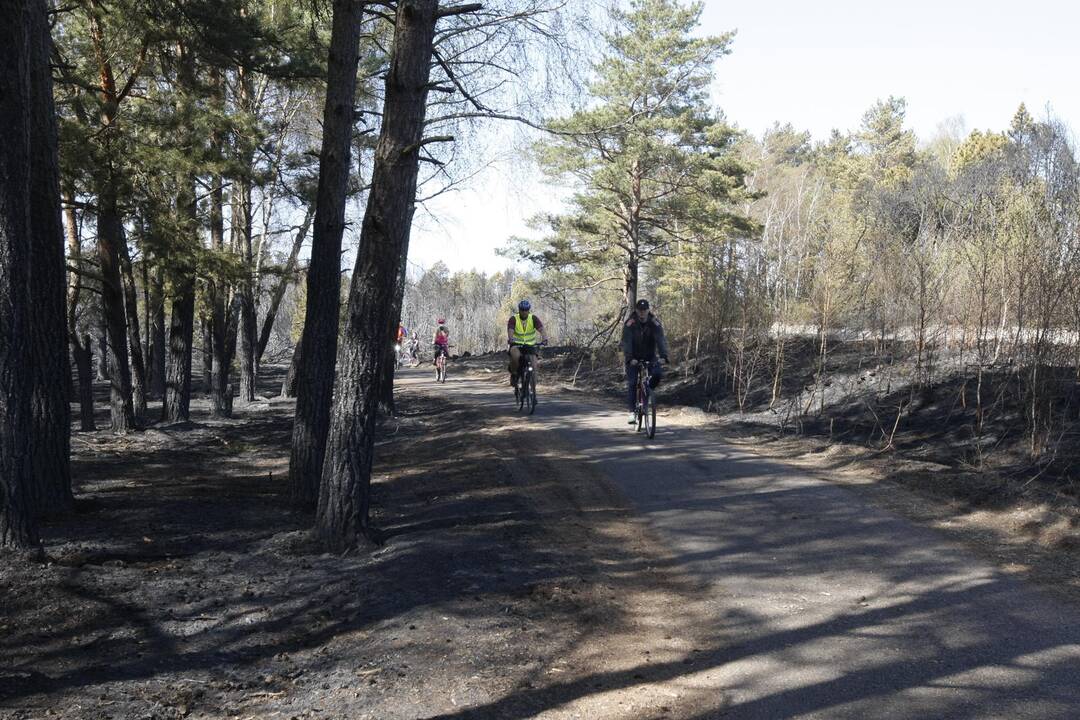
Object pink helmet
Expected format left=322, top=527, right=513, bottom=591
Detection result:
left=437, top=317, right=446, bottom=324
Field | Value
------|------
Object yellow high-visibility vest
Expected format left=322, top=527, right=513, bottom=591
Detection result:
left=512, top=313, right=538, bottom=345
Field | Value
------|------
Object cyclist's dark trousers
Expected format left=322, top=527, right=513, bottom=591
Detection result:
left=509, top=344, right=536, bottom=378
left=627, top=359, right=662, bottom=411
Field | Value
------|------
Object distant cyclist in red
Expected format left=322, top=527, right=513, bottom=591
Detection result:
left=432, top=318, right=450, bottom=365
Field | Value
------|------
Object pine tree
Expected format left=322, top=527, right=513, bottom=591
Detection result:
left=531, top=0, right=746, bottom=320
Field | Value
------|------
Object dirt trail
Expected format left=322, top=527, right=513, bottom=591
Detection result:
left=433, top=365, right=1080, bottom=720
left=1, top=376, right=724, bottom=719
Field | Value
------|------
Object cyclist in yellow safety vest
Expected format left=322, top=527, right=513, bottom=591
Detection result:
left=507, top=299, right=548, bottom=389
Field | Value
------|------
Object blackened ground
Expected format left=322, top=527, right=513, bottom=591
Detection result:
left=0, top=368, right=715, bottom=719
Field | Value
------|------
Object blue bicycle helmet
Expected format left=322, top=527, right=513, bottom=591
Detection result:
left=518, top=299, right=531, bottom=311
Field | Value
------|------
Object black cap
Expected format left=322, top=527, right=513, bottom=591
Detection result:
left=635, top=299, right=649, bottom=310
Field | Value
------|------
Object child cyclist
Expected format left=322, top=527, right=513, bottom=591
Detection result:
left=432, top=318, right=450, bottom=364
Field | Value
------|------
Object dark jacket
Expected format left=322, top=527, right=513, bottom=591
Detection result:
left=621, top=313, right=669, bottom=361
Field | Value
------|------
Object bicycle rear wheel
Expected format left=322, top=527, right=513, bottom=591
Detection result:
left=528, top=368, right=538, bottom=415
left=635, top=382, right=645, bottom=432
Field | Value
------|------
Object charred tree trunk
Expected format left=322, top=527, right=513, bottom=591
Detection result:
left=164, top=271, right=196, bottom=422
left=238, top=283, right=257, bottom=401
left=26, top=0, right=72, bottom=514
left=96, top=310, right=109, bottom=380
left=317, top=0, right=441, bottom=551
left=282, top=337, right=302, bottom=398
left=256, top=208, right=312, bottom=366
left=88, top=1, right=134, bottom=433
left=237, top=178, right=257, bottom=403
left=0, top=1, right=39, bottom=548
left=163, top=176, right=197, bottom=423
left=148, top=261, right=166, bottom=398
left=201, top=316, right=213, bottom=394
left=96, top=190, right=137, bottom=432
left=288, top=0, right=366, bottom=509
left=65, top=191, right=95, bottom=431
left=208, top=170, right=231, bottom=417
left=118, top=226, right=147, bottom=417
left=377, top=248, right=410, bottom=416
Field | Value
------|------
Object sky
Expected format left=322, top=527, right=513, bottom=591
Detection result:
left=406, top=0, right=1080, bottom=275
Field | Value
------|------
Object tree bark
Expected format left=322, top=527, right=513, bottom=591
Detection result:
left=317, top=0, right=440, bottom=551
left=201, top=315, right=213, bottom=394
left=96, top=189, right=137, bottom=432
left=118, top=225, right=147, bottom=417
left=164, top=269, right=196, bottom=422
left=288, top=0, right=366, bottom=510
left=164, top=175, right=197, bottom=423
left=64, top=191, right=95, bottom=431
left=208, top=169, right=232, bottom=417
left=96, top=310, right=109, bottom=380
left=377, top=248, right=410, bottom=416
left=26, top=0, right=72, bottom=514
left=0, top=0, right=39, bottom=548
left=148, top=261, right=166, bottom=398
left=88, top=0, right=135, bottom=433
left=281, top=337, right=302, bottom=398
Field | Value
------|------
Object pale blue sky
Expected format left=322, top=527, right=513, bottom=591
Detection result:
left=407, top=0, right=1080, bottom=274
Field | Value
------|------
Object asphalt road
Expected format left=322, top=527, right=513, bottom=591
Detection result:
left=403, top=367, right=1080, bottom=720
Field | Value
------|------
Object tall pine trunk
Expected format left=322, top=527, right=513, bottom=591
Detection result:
left=96, top=188, right=137, bottom=432
left=237, top=181, right=257, bottom=403
left=208, top=169, right=232, bottom=417
left=26, top=0, right=72, bottom=514
left=282, top=337, right=302, bottom=398
left=288, top=0, right=366, bottom=509
left=164, top=272, right=196, bottom=422
left=88, top=3, right=135, bottom=433
left=0, top=0, right=39, bottom=548
left=317, top=0, right=441, bottom=551
left=96, top=305, right=109, bottom=380
left=118, top=226, right=147, bottom=417
left=148, top=261, right=166, bottom=398
left=65, top=198, right=95, bottom=431
left=164, top=177, right=197, bottom=423
left=201, top=316, right=213, bottom=394
left=377, top=250, right=409, bottom=416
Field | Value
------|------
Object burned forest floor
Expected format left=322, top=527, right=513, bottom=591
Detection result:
left=1, top=370, right=716, bottom=720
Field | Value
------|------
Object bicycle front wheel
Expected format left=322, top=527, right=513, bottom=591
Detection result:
left=643, top=391, right=656, bottom=439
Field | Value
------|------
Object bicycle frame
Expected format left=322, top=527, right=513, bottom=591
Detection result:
left=635, top=361, right=652, bottom=410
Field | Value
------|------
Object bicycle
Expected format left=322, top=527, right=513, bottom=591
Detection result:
left=632, top=359, right=658, bottom=439
left=434, top=345, right=451, bottom=383
left=511, top=343, right=542, bottom=414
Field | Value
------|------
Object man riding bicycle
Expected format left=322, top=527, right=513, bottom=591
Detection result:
left=622, top=299, right=669, bottom=424
left=507, top=300, right=548, bottom=390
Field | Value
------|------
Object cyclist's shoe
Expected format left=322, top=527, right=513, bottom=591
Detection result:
left=627, top=412, right=637, bottom=424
